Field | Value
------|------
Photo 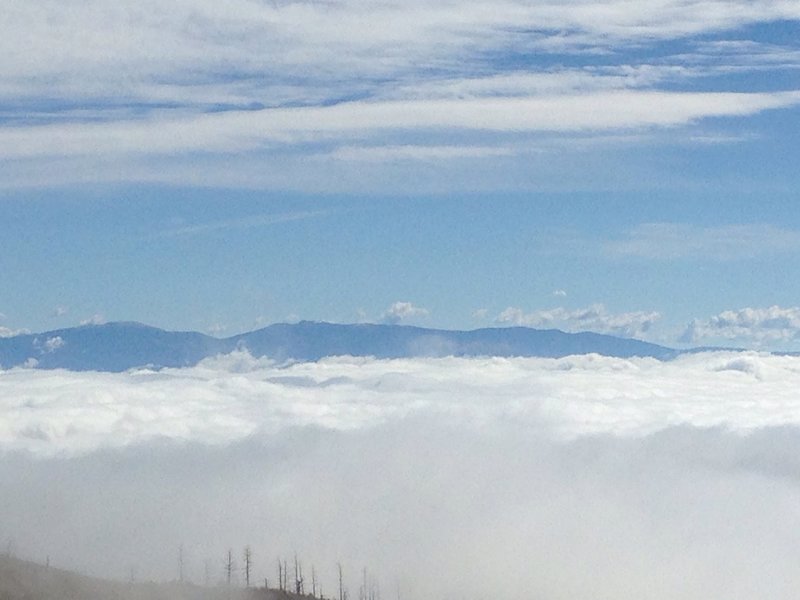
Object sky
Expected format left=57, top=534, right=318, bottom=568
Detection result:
left=2, top=1, right=800, bottom=349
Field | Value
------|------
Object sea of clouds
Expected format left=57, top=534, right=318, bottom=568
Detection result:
left=3, top=351, right=800, bottom=599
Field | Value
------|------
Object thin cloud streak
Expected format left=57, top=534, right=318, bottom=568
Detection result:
left=604, top=223, right=800, bottom=260
left=153, top=210, right=330, bottom=238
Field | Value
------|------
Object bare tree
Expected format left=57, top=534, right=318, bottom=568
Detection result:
left=338, top=563, right=345, bottom=600
left=244, top=546, right=253, bottom=588
left=311, top=565, right=318, bottom=597
left=278, top=558, right=284, bottom=592
left=360, top=567, right=368, bottom=600
left=226, top=549, right=234, bottom=587
left=294, top=554, right=305, bottom=595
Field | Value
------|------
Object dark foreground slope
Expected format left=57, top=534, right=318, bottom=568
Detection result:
left=0, top=555, right=302, bottom=600
left=0, top=320, right=678, bottom=372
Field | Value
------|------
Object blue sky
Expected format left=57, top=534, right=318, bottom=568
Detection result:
left=1, top=1, right=800, bottom=349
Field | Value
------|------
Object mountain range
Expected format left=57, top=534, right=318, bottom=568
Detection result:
left=0, top=321, right=685, bottom=372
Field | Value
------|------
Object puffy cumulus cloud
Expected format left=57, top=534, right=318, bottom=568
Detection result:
left=0, top=326, right=27, bottom=338
left=682, top=306, right=800, bottom=346
left=79, top=314, right=106, bottom=326
left=0, top=312, right=29, bottom=338
left=33, top=336, right=65, bottom=354
left=496, top=303, right=660, bottom=338
left=4, top=353, right=800, bottom=597
left=380, top=301, right=430, bottom=325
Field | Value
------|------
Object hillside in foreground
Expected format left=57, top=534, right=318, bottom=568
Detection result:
left=0, top=555, right=305, bottom=600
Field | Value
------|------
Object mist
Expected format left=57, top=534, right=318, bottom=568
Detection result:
left=3, top=352, right=800, bottom=599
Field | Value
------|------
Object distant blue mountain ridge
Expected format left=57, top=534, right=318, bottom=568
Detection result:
left=0, top=320, right=684, bottom=372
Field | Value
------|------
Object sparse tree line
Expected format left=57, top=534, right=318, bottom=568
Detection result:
left=3, top=538, right=391, bottom=600
left=189, top=545, right=386, bottom=600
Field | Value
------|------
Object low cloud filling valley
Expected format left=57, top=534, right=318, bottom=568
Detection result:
left=3, top=352, right=800, bottom=599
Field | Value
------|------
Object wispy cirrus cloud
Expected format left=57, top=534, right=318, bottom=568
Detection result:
left=1, top=90, right=797, bottom=162
left=154, top=210, right=329, bottom=238
left=329, top=144, right=515, bottom=162
left=604, top=223, right=800, bottom=260
left=0, top=0, right=798, bottom=188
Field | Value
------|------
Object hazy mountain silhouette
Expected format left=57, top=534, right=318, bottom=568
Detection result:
left=0, top=321, right=679, bottom=372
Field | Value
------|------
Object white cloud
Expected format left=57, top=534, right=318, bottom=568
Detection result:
left=553, top=289, right=568, bottom=297
left=1, top=91, right=797, bottom=163
left=2, top=1, right=798, bottom=106
left=0, top=0, right=797, bottom=188
left=206, top=324, right=226, bottom=336
left=36, top=336, right=65, bottom=354
left=682, top=306, right=800, bottom=346
left=79, top=314, right=106, bottom=326
left=604, top=223, right=800, bottom=260
left=153, top=210, right=329, bottom=238
left=496, top=303, right=660, bottom=338
left=0, top=326, right=29, bottom=338
left=4, top=351, right=800, bottom=457
left=471, top=308, right=490, bottom=320
left=4, top=353, right=800, bottom=596
left=380, top=301, right=430, bottom=325
left=44, top=337, right=65, bottom=352
left=0, top=314, right=30, bottom=338
left=50, top=306, right=69, bottom=318
left=329, top=144, right=514, bottom=162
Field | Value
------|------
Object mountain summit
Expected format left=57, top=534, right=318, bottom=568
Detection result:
left=0, top=321, right=678, bottom=372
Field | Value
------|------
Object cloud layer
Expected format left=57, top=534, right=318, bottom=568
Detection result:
left=3, top=351, right=800, bottom=456
left=4, top=352, right=800, bottom=598
left=1, top=0, right=798, bottom=188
